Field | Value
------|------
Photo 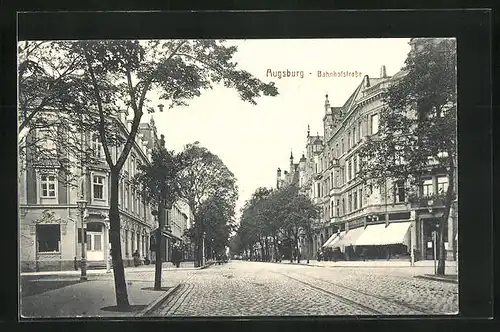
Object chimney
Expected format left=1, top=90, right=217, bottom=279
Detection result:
left=380, top=65, right=387, bottom=78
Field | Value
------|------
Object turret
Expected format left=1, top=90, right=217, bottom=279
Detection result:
left=276, top=167, right=282, bottom=189
left=380, top=65, right=387, bottom=78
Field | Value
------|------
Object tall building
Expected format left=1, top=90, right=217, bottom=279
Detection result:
left=19, top=110, right=192, bottom=271
left=278, top=56, right=457, bottom=261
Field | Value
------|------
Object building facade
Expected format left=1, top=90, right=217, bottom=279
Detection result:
left=277, top=54, right=457, bottom=262
left=19, top=111, right=191, bottom=272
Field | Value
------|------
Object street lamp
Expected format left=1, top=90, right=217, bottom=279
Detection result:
left=105, top=216, right=111, bottom=273
left=76, top=196, right=88, bottom=281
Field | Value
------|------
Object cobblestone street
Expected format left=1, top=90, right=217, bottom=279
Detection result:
left=147, top=260, right=458, bottom=316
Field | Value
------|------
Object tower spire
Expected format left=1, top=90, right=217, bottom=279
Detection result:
left=307, top=124, right=310, bottom=137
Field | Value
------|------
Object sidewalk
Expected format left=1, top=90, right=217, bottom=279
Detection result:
left=269, top=259, right=457, bottom=268
left=20, top=261, right=213, bottom=318
left=20, top=261, right=198, bottom=277
left=260, top=259, right=458, bottom=277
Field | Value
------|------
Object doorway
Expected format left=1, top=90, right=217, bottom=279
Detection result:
left=86, top=222, right=104, bottom=261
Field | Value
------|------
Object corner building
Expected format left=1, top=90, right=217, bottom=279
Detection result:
left=19, top=111, right=192, bottom=272
left=278, top=60, right=457, bottom=262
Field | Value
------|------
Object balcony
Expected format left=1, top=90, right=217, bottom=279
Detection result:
left=408, top=193, right=449, bottom=210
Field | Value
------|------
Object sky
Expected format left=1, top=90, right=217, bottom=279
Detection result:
left=148, top=38, right=412, bottom=222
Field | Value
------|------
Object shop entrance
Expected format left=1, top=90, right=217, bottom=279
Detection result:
left=86, top=222, right=104, bottom=261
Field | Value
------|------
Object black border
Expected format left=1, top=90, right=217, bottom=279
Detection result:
left=1, top=7, right=495, bottom=332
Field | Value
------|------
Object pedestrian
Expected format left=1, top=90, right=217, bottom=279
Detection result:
left=361, top=247, right=368, bottom=261
left=132, top=250, right=141, bottom=267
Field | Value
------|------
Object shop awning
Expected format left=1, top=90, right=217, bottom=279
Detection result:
left=355, top=223, right=388, bottom=246
left=377, top=221, right=412, bottom=246
left=323, top=231, right=345, bottom=248
left=322, top=232, right=338, bottom=248
left=334, top=227, right=365, bottom=248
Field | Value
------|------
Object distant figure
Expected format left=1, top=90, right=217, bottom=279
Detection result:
left=132, top=250, right=141, bottom=267
left=361, top=247, right=368, bottom=261
left=171, top=245, right=182, bottom=268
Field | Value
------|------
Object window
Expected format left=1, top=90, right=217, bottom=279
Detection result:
left=358, top=121, right=362, bottom=140
left=353, top=156, right=358, bottom=175
left=348, top=194, right=352, bottom=213
left=131, top=156, right=136, bottom=175
left=38, top=129, right=57, bottom=155
left=395, top=181, right=406, bottom=203
left=371, top=113, right=379, bottom=134
left=353, top=127, right=357, bottom=145
left=341, top=139, right=345, bottom=155
left=348, top=161, right=352, bottom=181
left=93, top=175, right=104, bottom=199
left=131, top=191, right=135, bottom=213
left=437, top=176, right=449, bottom=194
left=353, top=192, right=358, bottom=210
left=331, top=201, right=334, bottom=217
left=422, top=178, right=434, bottom=196
left=40, top=174, right=57, bottom=197
left=347, top=132, right=351, bottom=149
left=335, top=144, right=339, bottom=158
left=359, top=188, right=363, bottom=207
left=336, top=199, right=340, bottom=216
left=91, top=133, right=103, bottom=158
left=118, top=180, right=122, bottom=206
left=125, top=230, right=129, bottom=255
left=124, top=186, right=129, bottom=209
left=317, top=182, right=321, bottom=197
left=36, top=224, right=60, bottom=253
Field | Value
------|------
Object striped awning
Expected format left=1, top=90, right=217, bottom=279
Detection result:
left=323, top=231, right=345, bottom=248
left=334, top=227, right=365, bottom=248
left=354, top=222, right=412, bottom=246
left=322, top=232, right=338, bottom=248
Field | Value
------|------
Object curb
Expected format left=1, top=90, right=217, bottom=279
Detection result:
left=196, top=261, right=216, bottom=270
left=135, top=284, right=182, bottom=317
left=414, top=275, right=458, bottom=284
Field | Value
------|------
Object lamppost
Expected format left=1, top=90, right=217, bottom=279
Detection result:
left=76, top=196, right=88, bottom=281
left=105, top=216, right=111, bottom=273
left=427, top=200, right=438, bottom=274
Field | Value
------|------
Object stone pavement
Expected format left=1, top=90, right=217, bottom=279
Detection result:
left=148, top=260, right=459, bottom=317
left=20, top=263, right=198, bottom=318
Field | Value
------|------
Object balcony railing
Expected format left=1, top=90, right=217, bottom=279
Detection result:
left=408, top=193, right=449, bottom=209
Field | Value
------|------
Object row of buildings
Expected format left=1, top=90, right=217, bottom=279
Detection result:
left=276, top=39, right=458, bottom=262
left=19, top=109, right=194, bottom=272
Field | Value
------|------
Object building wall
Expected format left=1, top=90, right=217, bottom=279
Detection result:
left=283, top=65, right=456, bottom=261
left=19, top=113, right=166, bottom=271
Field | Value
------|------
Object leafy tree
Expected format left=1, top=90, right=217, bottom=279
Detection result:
left=358, top=38, right=457, bottom=275
left=20, top=39, right=278, bottom=309
left=236, top=185, right=318, bottom=262
left=135, top=136, right=184, bottom=289
left=197, top=192, right=236, bottom=258
left=177, top=142, right=238, bottom=266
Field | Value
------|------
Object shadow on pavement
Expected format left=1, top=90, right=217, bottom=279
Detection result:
left=21, top=277, right=83, bottom=297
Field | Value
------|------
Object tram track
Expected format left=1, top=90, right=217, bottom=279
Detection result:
left=279, top=271, right=432, bottom=315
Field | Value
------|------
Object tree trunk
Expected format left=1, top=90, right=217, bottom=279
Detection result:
left=437, top=168, right=455, bottom=275
left=109, top=169, right=130, bottom=309
left=154, top=198, right=164, bottom=290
